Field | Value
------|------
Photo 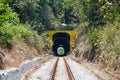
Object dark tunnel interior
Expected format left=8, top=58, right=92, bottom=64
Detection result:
left=52, top=32, right=70, bottom=56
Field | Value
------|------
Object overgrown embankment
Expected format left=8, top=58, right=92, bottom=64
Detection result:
left=72, top=0, right=120, bottom=70
left=74, top=20, right=120, bottom=79
left=72, top=1, right=120, bottom=78
left=0, top=2, right=48, bottom=69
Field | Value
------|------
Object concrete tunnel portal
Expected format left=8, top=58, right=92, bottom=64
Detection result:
left=52, top=32, right=70, bottom=56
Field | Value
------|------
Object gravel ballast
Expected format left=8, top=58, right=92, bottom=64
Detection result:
left=29, top=58, right=57, bottom=80
left=66, top=58, right=99, bottom=80
left=54, top=57, right=69, bottom=80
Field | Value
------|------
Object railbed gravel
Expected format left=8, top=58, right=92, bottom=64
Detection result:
left=29, top=58, right=57, bottom=80
left=66, top=58, right=99, bottom=80
left=54, top=57, right=69, bottom=80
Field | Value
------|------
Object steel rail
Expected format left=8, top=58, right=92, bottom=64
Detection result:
left=49, top=57, right=59, bottom=80
left=50, top=57, right=75, bottom=80
left=63, top=57, right=75, bottom=80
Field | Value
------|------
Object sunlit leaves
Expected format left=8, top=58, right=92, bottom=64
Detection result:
left=0, top=3, right=19, bottom=26
left=100, top=1, right=120, bottom=23
left=0, top=2, right=40, bottom=48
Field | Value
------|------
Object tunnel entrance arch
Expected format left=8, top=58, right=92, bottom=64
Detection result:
left=47, top=30, right=77, bottom=56
left=52, top=32, right=70, bottom=56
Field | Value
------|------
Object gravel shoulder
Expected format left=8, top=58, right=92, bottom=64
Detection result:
left=29, top=58, right=57, bottom=80
left=66, top=58, right=99, bottom=80
left=68, top=55, right=118, bottom=80
left=22, top=55, right=54, bottom=80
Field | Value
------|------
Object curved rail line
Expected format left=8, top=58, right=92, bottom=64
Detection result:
left=49, top=57, right=75, bottom=80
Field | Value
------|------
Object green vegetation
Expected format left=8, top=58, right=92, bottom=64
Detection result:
left=0, top=1, right=44, bottom=49
left=100, top=21, right=120, bottom=68
left=73, top=0, right=120, bottom=69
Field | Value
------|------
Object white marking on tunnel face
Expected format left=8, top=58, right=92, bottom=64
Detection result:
left=62, top=23, right=66, bottom=26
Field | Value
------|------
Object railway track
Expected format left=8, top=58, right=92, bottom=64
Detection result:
left=29, top=56, right=99, bottom=80
left=49, top=57, right=75, bottom=80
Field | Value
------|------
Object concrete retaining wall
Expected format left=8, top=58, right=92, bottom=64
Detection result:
left=19, top=57, right=40, bottom=73
left=0, top=57, right=41, bottom=80
left=0, top=68, right=21, bottom=80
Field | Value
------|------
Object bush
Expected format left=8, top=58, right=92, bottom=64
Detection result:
left=76, top=20, right=120, bottom=69
left=100, top=21, right=120, bottom=68
left=0, top=3, right=19, bottom=26
left=89, top=28, right=102, bottom=47
left=0, top=2, right=44, bottom=49
left=0, top=23, right=32, bottom=48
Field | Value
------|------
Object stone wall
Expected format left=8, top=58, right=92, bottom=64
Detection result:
left=0, top=57, right=41, bottom=80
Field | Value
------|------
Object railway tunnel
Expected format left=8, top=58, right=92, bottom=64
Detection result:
left=52, top=32, right=70, bottom=56
left=47, top=30, right=77, bottom=56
